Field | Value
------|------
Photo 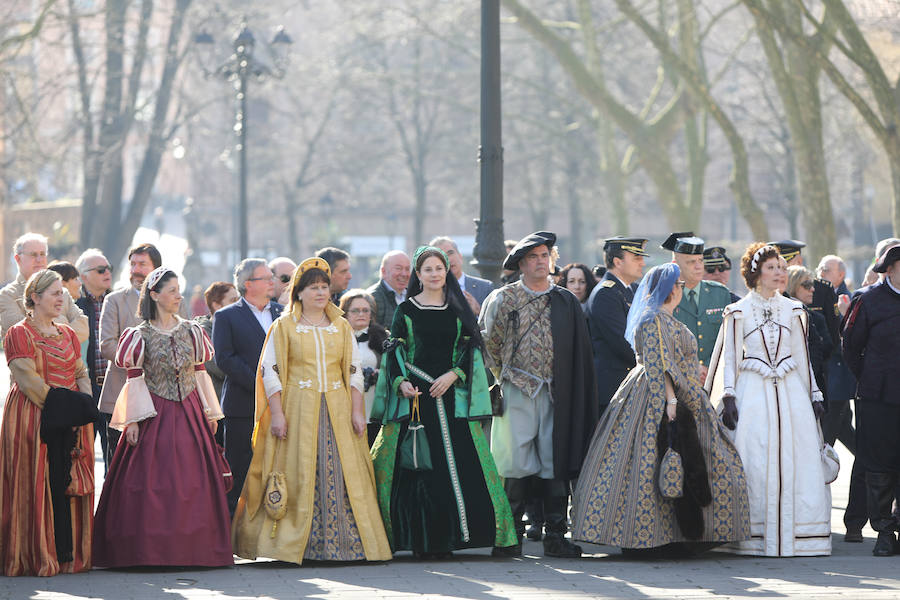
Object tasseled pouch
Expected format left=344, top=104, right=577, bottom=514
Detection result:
left=265, top=439, right=288, bottom=537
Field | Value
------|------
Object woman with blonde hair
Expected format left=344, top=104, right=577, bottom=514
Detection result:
left=0, top=270, right=96, bottom=576
left=706, top=243, right=832, bottom=556
left=232, top=258, right=391, bottom=564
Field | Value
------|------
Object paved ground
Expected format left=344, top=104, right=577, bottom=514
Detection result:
left=1, top=356, right=899, bottom=599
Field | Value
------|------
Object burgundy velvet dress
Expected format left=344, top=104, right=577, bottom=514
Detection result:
left=92, top=319, right=232, bottom=567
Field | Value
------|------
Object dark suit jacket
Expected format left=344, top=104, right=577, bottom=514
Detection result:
left=585, top=272, right=636, bottom=407
left=213, top=297, right=283, bottom=418
left=462, top=273, right=495, bottom=306
left=842, top=280, right=900, bottom=405
left=75, top=288, right=108, bottom=399
left=367, top=280, right=400, bottom=329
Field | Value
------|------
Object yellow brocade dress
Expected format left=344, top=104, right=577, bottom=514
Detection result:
left=231, top=303, right=391, bottom=563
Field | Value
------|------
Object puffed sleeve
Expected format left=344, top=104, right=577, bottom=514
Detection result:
left=349, top=339, right=364, bottom=394
left=190, top=321, right=224, bottom=421
left=5, top=325, right=49, bottom=408
left=109, top=327, right=157, bottom=430
left=259, top=331, right=282, bottom=398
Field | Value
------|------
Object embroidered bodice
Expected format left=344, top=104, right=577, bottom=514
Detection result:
left=738, top=292, right=798, bottom=379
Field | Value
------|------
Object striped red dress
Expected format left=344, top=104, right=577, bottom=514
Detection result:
left=0, top=320, right=93, bottom=576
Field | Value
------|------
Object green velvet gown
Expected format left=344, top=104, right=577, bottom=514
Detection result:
left=370, top=298, right=516, bottom=554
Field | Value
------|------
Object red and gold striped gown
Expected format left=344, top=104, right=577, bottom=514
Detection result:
left=0, top=321, right=93, bottom=576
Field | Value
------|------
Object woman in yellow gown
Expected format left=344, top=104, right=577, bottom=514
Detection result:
left=232, top=258, right=391, bottom=564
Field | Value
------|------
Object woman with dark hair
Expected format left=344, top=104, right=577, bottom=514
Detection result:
left=559, top=263, right=596, bottom=309
left=571, top=263, right=749, bottom=554
left=47, top=261, right=81, bottom=301
left=339, top=288, right=388, bottom=446
left=92, top=267, right=232, bottom=568
left=370, top=246, right=517, bottom=559
left=705, top=243, right=831, bottom=556
left=232, top=258, right=391, bottom=565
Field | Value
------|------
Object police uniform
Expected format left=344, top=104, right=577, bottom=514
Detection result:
left=663, top=233, right=733, bottom=366
left=585, top=237, right=648, bottom=413
left=703, top=246, right=740, bottom=303
left=841, top=245, right=900, bottom=555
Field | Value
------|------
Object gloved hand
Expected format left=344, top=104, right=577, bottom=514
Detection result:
left=812, top=400, right=826, bottom=421
left=722, top=394, right=739, bottom=430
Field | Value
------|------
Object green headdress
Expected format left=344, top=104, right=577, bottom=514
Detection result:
left=412, top=245, right=449, bottom=270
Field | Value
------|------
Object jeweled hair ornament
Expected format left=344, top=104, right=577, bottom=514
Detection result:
left=145, top=266, right=174, bottom=291
left=750, top=245, right=776, bottom=273
left=296, top=257, right=331, bottom=278
left=412, top=245, right=450, bottom=269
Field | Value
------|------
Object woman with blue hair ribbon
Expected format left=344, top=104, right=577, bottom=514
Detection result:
left=571, top=263, right=750, bottom=554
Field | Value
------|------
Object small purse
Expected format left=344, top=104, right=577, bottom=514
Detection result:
left=399, top=392, right=432, bottom=471
left=818, top=424, right=840, bottom=484
left=658, top=420, right=684, bottom=499
left=65, top=432, right=94, bottom=497
left=216, top=444, right=233, bottom=492
left=264, top=439, right=288, bottom=537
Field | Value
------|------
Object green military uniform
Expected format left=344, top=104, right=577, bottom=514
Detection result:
left=673, top=279, right=733, bottom=366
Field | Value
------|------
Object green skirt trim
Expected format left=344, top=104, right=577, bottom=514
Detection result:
left=468, top=423, right=518, bottom=547
left=371, top=422, right=401, bottom=548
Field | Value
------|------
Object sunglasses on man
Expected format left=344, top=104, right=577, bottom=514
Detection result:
left=705, top=264, right=728, bottom=274
left=85, top=265, right=113, bottom=275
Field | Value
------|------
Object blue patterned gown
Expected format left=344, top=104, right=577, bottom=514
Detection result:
left=571, top=312, right=750, bottom=549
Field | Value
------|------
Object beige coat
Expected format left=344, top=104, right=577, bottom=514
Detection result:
left=0, top=273, right=88, bottom=343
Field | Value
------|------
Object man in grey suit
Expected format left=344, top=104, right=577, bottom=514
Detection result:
left=97, top=243, right=162, bottom=466
left=431, top=236, right=495, bottom=315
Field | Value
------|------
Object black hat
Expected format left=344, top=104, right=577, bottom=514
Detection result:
left=503, top=231, right=557, bottom=270
left=703, top=246, right=729, bottom=267
left=604, top=236, right=649, bottom=257
left=874, top=244, right=900, bottom=273
left=661, top=232, right=704, bottom=255
left=769, top=240, right=806, bottom=262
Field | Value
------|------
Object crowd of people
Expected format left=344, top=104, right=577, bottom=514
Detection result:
left=0, top=228, right=898, bottom=577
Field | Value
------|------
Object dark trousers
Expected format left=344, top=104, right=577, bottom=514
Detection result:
left=224, top=415, right=254, bottom=517
left=823, top=398, right=856, bottom=453
left=101, top=412, right=121, bottom=468
left=856, top=401, right=900, bottom=473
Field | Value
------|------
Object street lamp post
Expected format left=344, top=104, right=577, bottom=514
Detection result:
left=195, top=22, right=292, bottom=260
left=472, top=0, right=506, bottom=284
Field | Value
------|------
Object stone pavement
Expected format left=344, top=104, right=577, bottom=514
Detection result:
left=1, top=355, right=900, bottom=599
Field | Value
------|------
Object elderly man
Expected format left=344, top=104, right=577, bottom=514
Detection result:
left=586, top=237, right=647, bottom=415
left=0, top=232, right=88, bottom=341
left=367, top=250, right=411, bottom=327
left=74, top=248, right=114, bottom=468
left=843, top=245, right=900, bottom=556
left=97, top=242, right=162, bottom=465
left=268, top=257, right=296, bottom=306
left=480, top=231, right=597, bottom=558
left=665, top=232, right=731, bottom=374
left=430, top=236, right=494, bottom=314
left=315, top=247, right=353, bottom=305
left=213, top=258, right=283, bottom=516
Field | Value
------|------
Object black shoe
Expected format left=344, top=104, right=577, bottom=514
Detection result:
left=543, top=535, right=582, bottom=558
left=525, top=524, right=543, bottom=541
left=873, top=532, right=896, bottom=557
left=491, top=544, right=522, bottom=558
left=844, top=528, right=864, bottom=543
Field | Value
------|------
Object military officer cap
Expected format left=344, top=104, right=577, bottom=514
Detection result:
left=873, top=244, right=900, bottom=273
left=603, top=236, right=649, bottom=257
left=703, top=246, right=731, bottom=271
left=503, top=231, right=557, bottom=270
left=769, top=239, right=806, bottom=262
left=661, top=232, right=704, bottom=255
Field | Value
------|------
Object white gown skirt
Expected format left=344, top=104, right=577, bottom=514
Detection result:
left=728, top=369, right=831, bottom=556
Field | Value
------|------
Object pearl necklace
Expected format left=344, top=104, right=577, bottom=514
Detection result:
left=300, top=312, right=328, bottom=327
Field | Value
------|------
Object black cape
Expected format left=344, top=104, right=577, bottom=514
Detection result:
left=549, top=286, right=599, bottom=481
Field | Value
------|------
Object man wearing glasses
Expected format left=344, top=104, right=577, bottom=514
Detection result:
left=702, top=246, right=741, bottom=303
left=213, top=258, right=283, bottom=516
left=0, top=232, right=88, bottom=341
left=74, top=248, right=114, bottom=468
left=269, top=257, right=297, bottom=306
